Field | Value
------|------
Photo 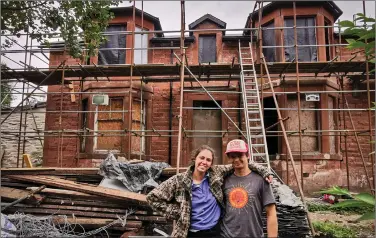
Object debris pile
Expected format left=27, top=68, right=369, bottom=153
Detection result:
left=1, top=163, right=312, bottom=237
left=262, top=178, right=312, bottom=238
left=1, top=164, right=173, bottom=237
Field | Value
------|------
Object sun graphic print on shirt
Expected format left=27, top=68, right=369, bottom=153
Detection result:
left=229, top=187, right=248, bottom=208
left=227, top=183, right=255, bottom=213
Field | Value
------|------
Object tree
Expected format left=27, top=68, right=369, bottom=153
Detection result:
left=0, top=64, right=13, bottom=108
left=1, top=1, right=122, bottom=59
left=339, top=13, right=375, bottom=69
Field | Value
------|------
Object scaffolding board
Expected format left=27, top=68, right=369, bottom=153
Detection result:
left=2, top=61, right=374, bottom=85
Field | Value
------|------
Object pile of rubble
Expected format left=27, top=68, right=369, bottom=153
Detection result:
left=1, top=159, right=175, bottom=237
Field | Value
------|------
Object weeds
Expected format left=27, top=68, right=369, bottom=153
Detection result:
left=313, top=221, right=357, bottom=238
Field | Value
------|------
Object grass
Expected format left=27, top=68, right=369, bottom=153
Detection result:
left=313, top=221, right=357, bottom=238
left=308, top=203, right=373, bottom=215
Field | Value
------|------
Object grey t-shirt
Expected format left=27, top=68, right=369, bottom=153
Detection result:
left=220, top=171, right=275, bottom=238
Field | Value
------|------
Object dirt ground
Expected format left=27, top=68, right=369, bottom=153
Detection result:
left=309, top=211, right=374, bottom=237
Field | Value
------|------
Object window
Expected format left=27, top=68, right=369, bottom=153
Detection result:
left=328, top=96, right=337, bottom=154
left=199, top=35, right=216, bottom=63
left=286, top=95, right=320, bottom=153
left=192, top=100, right=222, bottom=163
left=325, top=20, right=331, bottom=61
left=98, top=25, right=126, bottom=65
left=262, top=21, right=276, bottom=62
left=284, top=17, right=317, bottom=62
left=80, top=98, right=88, bottom=153
left=94, top=97, right=124, bottom=151
left=134, top=27, right=148, bottom=64
left=131, top=99, right=146, bottom=154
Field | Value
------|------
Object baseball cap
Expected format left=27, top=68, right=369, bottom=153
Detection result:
left=225, top=139, right=249, bottom=154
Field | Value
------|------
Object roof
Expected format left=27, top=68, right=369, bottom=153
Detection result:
left=150, top=36, right=195, bottom=46
left=222, top=35, right=256, bottom=42
left=244, top=1, right=343, bottom=35
left=110, top=7, right=163, bottom=37
left=188, top=14, right=226, bottom=35
left=150, top=35, right=256, bottom=45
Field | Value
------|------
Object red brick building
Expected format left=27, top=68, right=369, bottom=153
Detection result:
left=43, top=1, right=374, bottom=194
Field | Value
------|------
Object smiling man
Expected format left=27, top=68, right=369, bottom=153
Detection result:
left=220, top=139, right=278, bottom=238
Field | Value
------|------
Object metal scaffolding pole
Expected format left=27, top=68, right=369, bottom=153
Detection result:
left=362, top=1, right=375, bottom=194
left=262, top=52, right=315, bottom=235
left=293, top=1, right=304, bottom=192
left=339, top=76, right=373, bottom=192
left=127, top=0, right=136, bottom=160
left=176, top=0, right=186, bottom=174
left=1, top=61, right=66, bottom=125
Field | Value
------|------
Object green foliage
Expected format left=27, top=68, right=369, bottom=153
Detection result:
left=0, top=63, right=13, bottom=107
left=339, top=14, right=375, bottom=59
left=308, top=203, right=372, bottom=215
left=313, top=221, right=356, bottom=238
left=0, top=82, right=12, bottom=107
left=317, top=186, right=351, bottom=196
left=317, top=186, right=375, bottom=221
left=1, top=1, right=122, bottom=59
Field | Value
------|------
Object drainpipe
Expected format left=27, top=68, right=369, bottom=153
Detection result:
left=168, top=41, right=173, bottom=164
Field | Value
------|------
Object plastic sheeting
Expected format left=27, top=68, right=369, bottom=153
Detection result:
left=1, top=213, right=17, bottom=238
left=262, top=21, right=276, bottom=62
left=199, top=35, right=216, bottom=63
left=284, top=18, right=317, bottom=62
left=98, top=25, right=126, bottom=65
left=98, top=153, right=170, bottom=193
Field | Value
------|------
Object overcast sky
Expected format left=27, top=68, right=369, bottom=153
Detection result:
left=120, top=1, right=375, bottom=34
left=2, top=1, right=375, bottom=106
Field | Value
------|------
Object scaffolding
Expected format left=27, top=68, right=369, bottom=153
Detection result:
left=1, top=0, right=375, bottom=199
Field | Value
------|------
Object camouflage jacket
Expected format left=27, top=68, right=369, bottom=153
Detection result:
left=146, top=163, right=271, bottom=238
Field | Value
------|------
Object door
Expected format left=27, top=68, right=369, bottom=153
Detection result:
left=192, top=100, right=222, bottom=163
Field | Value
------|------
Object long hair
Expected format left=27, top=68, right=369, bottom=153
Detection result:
left=190, top=145, right=216, bottom=166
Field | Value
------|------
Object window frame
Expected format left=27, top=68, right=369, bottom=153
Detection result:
left=198, top=34, right=217, bottom=63
left=283, top=16, right=318, bottom=62
left=98, top=24, right=127, bottom=65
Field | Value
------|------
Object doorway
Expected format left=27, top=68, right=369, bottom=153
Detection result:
left=263, top=97, right=278, bottom=156
left=192, top=100, right=222, bottom=163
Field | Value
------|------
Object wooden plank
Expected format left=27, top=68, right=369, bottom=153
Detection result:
left=26, top=187, right=99, bottom=199
left=1, top=201, right=153, bottom=216
left=1, top=167, right=188, bottom=177
left=51, top=217, right=142, bottom=228
left=42, top=198, right=148, bottom=210
left=161, top=167, right=187, bottom=176
left=68, top=83, right=75, bottom=102
left=0, top=186, right=44, bottom=204
left=2, top=203, right=130, bottom=214
left=1, top=168, right=98, bottom=175
left=1, top=167, right=187, bottom=176
left=22, top=154, right=33, bottom=168
left=3, top=207, right=167, bottom=222
left=7, top=175, right=147, bottom=205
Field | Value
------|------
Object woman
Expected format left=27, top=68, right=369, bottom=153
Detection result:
left=146, top=145, right=271, bottom=238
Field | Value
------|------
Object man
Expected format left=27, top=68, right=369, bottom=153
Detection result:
left=220, top=139, right=278, bottom=238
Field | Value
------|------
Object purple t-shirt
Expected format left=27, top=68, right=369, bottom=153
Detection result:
left=190, top=176, right=221, bottom=231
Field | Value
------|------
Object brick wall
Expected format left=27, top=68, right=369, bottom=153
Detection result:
left=43, top=84, right=80, bottom=167
left=272, top=77, right=375, bottom=194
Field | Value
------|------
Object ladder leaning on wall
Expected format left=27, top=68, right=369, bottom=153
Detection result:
left=238, top=41, right=271, bottom=170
